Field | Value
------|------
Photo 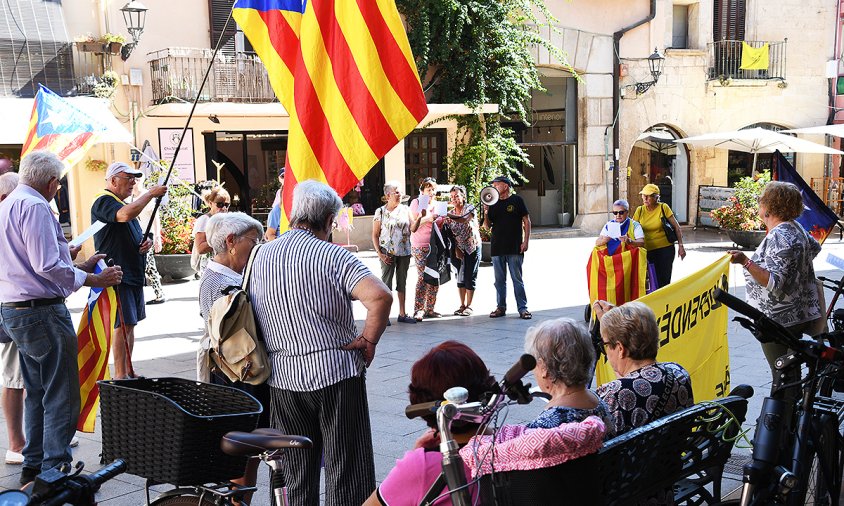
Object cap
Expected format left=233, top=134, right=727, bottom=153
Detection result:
left=639, top=183, right=660, bottom=196
left=278, top=166, right=286, bottom=178
left=105, top=162, right=142, bottom=179
left=491, top=175, right=513, bottom=186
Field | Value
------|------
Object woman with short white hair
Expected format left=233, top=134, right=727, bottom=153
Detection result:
left=595, top=199, right=644, bottom=249
left=372, top=180, right=414, bottom=324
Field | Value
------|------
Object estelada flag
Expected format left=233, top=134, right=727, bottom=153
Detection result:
left=587, top=245, right=647, bottom=308
left=232, top=0, right=429, bottom=231
left=21, top=85, right=106, bottom=174
left=772, top=149, right=838, bottom=244
left=76, top=261, right=117, bottom=432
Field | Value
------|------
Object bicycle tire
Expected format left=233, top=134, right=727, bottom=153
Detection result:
left=149, top=494, right=218, bottom=506
left=802, top=413, right=842, bottom=506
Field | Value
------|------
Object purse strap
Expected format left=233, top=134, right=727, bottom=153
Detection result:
left=241, top=243, right=263, bottom=291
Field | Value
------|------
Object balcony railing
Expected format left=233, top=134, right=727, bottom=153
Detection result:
left=707, top=40, right=786, bottom=81
left=148, top=48, right=277, bottom=104
left=0, top=41, right=104, bottom=97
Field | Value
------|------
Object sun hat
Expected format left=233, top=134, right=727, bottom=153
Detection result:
left=639, top=183, right=660, bottom=196
left=105, top=162, right=142, bottom=179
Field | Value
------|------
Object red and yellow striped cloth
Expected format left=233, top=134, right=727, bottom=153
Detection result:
left=586, top=245, right=647, bottom=308
left=76, top=285, right=117, bottom=432
left=233, top=0, right=428, bottom=231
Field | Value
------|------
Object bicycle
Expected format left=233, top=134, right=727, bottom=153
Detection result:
left=404, top=354, right=541, bottom=506
left=0, top=459, right=126, bottom=506
left=713, top=287, right=844, bottom=505
left=146, top=428, right=312, bottom=506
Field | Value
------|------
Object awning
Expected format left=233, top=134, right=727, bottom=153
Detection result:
left=0, top=96, right=133, bottom=145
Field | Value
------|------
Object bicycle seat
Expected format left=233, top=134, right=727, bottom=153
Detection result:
left=221, top=428, right=313, bottom=457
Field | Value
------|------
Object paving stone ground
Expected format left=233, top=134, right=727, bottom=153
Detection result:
left=2, top=227, right=844, bottom=504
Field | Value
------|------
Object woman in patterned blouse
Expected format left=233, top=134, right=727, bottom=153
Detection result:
left=727, top=181, right=822, bottom=388
left=593, top=301, right=694, bottom=436
left=444, top=185, right=481, bottom=316
left=523, top=318, right=614, bottom=437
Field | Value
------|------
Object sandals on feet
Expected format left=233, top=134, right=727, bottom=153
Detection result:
left=519, top=311, right=533, bottom=320
left=460, top=306, right=474, bottom=316
left=489, top=307, right=506, bottom=318
left=454, top=305, right=467, bottom=316
left=424, top=311, right=442, bottom=318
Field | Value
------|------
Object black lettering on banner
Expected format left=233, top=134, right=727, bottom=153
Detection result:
left=714, top=364, right=731, bottom=398
left=660, top=305, right=671, bottom=347
left=671, top=305, right=683, bottom=339
left=656, top=275, right=729, bottom=345
left=690, top=294, right=700, bottom=328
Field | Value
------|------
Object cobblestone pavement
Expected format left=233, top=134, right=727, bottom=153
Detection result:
left=2, top=227, right=844, bottom=503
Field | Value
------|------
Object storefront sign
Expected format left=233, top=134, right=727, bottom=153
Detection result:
left=158, top=128, right=196, bottom=183
left=697, top=185, right=734, bottom=228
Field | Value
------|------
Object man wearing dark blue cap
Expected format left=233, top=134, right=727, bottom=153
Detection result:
left=483, top=176, right=531, bottom=319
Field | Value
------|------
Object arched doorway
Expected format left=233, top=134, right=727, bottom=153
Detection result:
left=627, top=126, right=689, bottom=222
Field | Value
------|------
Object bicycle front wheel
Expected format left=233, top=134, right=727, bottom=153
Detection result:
left=149, top=494, right=217, bottom=506
left=803, top=413, right=842, bottom=506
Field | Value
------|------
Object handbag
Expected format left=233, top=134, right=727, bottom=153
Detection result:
left=207, top=244, right=271, bottom=385
left=660, top=204, right=679, bottom=244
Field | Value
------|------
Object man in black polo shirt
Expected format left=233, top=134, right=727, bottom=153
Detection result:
left=91, top=162, right=167, bottom=378
left=483, top=176, right=532, bottom=319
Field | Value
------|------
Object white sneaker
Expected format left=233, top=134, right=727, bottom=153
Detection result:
left=70, top=436, right=79, bottom=448
left=5, top=449, right=23, bottom=465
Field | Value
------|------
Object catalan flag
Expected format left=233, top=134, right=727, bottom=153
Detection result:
left=587, top=246, right=647, bottom=308
left=21, top=85, right=106, bottom=174
left=772, top=149, right=838, bottom=244
left=232, top=0, right=428, bottom=231
left=76, top=262, right=117, bottom=432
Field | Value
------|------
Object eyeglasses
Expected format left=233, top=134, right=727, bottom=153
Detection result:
left=598, top=340, right=614, bottom=353
left=612, top=210, right=627, bottom=215
left=215, top=202, right=231, bottom=209
left=113, top=175, right=138, bottom=182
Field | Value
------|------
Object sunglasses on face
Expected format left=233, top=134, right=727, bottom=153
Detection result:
left=215, top=202, right=231, bottom=209
left=612, top=211, right=627, bottom=216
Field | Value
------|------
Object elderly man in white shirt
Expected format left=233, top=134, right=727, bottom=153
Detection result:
left=596, top=199, right=645, bottom=251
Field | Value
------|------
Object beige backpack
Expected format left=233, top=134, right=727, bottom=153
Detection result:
left=207, top=245, right=271, bottom=385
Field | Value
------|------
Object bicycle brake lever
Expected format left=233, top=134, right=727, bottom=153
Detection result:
left=734, top=317, right=773, bottom=343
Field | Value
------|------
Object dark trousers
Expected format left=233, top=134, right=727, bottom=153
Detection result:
left=647, top=245, right=676, bottom=289
left=270, top=376, right=375, bottom=506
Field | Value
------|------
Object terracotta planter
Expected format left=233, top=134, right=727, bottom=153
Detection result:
left=154, top=253, right=196, bottom=281
left=726, top=229, right=766, bottom=250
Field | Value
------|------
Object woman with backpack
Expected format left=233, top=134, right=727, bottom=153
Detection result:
left=632, top=184, right=685, bottom=289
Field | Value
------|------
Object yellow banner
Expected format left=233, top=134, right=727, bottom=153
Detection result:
left=595, top=255, right=732, bottom=401
left=740, top=42, right=769, bottom=70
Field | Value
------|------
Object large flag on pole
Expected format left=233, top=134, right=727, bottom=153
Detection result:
left=232, top=0, right=429, bottom=231
left=771, top=149, right=838, bottom=244
left=76, top=261, right=117, bottom=432
left=21, top=85, right=106, bottom=173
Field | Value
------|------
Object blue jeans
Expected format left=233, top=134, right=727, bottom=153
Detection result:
left=0, top=304, right=79, bottom=470
left=492, top=254, right=527, bottom=313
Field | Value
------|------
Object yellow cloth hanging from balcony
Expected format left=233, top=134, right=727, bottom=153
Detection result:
left=740, top=42, right=769, bottom=70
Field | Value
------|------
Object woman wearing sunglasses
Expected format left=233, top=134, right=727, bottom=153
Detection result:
left=595, top=199, right=644, bottom=249
left=191, top=186, right=231, bottom=277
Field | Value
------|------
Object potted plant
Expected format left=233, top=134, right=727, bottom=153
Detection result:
left=479, top=225, right=492, bottom=262
left=85, top=159, right=107, bottom=172
left=710, top=171, right=770, bottom=249
left=101, top=33, right=125, bottom=55
left=93, top=71, right=119, bottom=99
left=74, top=33, right=125, bottom=54
left=146, top=168, right=197, bottom=280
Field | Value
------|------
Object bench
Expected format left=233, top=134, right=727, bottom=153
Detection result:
left=482, top=385, right=752, bottom=505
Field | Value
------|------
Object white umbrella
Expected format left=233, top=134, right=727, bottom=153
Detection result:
left=783, top=124, right=844, bottom=137
left=675, top=127, right=843, bottom=173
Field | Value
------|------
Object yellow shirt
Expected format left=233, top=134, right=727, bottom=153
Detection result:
left=633, top=203, right=674, bottom=251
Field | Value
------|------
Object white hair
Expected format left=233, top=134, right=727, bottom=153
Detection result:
left=0, top=172, right=20, bottom=200
left=19, top=151, right=63, bottom=188
left=206, top=212, right=263, bottom=255
left=289, top=180, right=342, bottom=233
left=524, top=317, right=593, bottom=387
left=613, top=199, right=630, bottom=211
left=383, top=180, right=400, bottom=195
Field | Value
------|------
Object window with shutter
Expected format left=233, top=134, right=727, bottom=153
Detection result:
left=713, top=0, right=746, bottom=41
left=208, top=0, right=252, bottom=52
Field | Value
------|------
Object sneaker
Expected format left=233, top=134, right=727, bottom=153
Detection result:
left=386, top=319, right=392, bottom=327
left=145, top=297, right=166, bottom=305
left=5, top=449, right=23, bottom=465
left=70, top=436, right=79, bottom=448
left=414, top=310, right=425, bottom=322
left=20, top=466, right=38, bottom=485
left=397, top=315, right=417, bottom=324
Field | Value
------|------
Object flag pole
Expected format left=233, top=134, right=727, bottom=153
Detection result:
left=141, top=4, right=237, bottom=243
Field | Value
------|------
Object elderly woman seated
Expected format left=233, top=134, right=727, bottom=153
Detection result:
left=523, top=318, right=613, bottom=435
left=593, top=300, right=694, bottom=436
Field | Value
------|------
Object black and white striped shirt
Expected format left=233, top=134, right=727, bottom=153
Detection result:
left=249, top=229, right=372, bottom=391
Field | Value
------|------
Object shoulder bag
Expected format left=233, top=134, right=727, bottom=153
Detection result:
left=660, top=203, right=679, bottom=244
left=207, top=244, right=271, bottom=385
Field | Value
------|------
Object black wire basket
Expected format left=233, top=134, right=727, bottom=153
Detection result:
left=99, top=377, right=262, bottom=485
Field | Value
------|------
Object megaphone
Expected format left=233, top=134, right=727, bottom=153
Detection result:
left=480, top=186, right=499, bottom=206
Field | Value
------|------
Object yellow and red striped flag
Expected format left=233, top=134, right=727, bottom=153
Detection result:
left=76, top=274, right=117, bottom=432
left=586, top=245, right=648, bottom=308
left=232, top=0, right=429, bottom=231
left=21, top=86, right=105, bottom=174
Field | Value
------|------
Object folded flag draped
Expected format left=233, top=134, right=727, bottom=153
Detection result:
left=232, top=0, right=429, bottom=232
left=21, top=85, right=106, bottom=173
left=76, top=262, right=117, bottom=432
left=740, top=42, right=769, bottom=70
left=587, top=246, right=647, bottom=308
left=772, top=149, right=838, bottom=244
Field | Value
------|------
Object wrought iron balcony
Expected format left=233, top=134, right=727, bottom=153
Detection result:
left=707, top=40, right=786, bottom=82
left=0, top=41, right=105, bottom=97
left=147, top=48, right=277, bottom=104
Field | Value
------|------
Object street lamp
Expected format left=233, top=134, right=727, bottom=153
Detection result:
left=634, top=48, right=665, bottom=95
left=120, top=1, right=149, bottom=61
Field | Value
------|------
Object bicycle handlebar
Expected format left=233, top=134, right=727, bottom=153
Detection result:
left=405, top=400, right=441, bottom=419
left=36, top=460, right=126, bottom=506
left=502, top=354, right=536, bottom=387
